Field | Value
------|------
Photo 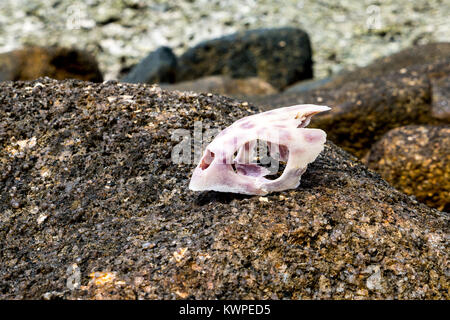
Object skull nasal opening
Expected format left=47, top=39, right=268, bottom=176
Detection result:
left=200, top=149, right=215, bottom=170
left=232, top=139, right=289, bottom=179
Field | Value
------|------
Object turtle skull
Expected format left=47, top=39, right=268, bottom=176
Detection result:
left=189, top=104, right=331, bottom=195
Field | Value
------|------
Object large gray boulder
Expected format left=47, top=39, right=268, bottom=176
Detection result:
left=0, top=78, right=448, bottom=299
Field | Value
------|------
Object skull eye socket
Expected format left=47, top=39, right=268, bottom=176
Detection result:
left=233, top=139, right=289, bottom=179
left=200, top=150, right=215, bottom=170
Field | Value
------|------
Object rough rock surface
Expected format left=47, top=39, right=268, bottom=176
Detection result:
left=0, top=46, right=103, bottom=82
left=161, top=75, right=277, bottom=98
left=249, top=58, right=450, bottom=158
left=121, top=47, right=177, bottom=85
left=363, top=125, right=450, bottom=212
left=0, top=78, right=448, bottom=300
left=176, top=28, right=313, bottom=90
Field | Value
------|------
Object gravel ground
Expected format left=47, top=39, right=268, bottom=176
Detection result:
left=0, top=0, right=448, bottom=80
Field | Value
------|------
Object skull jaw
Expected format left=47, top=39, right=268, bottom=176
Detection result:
left=189, top=163, right=270, bottom=195
left=189, top=162, right=307, bottom=196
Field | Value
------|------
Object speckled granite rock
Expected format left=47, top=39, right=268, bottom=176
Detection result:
left=0, top=46, right=103, bottom=82
left=249, top=58, right=450, bottom=158
left=363, top=125, right=450, bottom=212
left=176, top=28, right=313, bottom=90
left=0, top=78, right=448, bottom=300
left=161, top=75, right=277, bottom=98
left=121, top=47, right=177, bottom=84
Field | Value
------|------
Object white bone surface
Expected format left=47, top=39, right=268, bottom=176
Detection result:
left=189, top=104, right=331, bottom=195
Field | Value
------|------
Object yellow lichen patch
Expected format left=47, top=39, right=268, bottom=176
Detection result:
left=89, top=271, right=117, bottom=286
left=175, top=290, right=189, bottom=298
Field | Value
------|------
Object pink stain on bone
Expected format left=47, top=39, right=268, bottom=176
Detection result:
left=189, top=104, right=331, bottom=195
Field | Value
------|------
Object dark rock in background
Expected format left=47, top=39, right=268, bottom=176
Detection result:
left=0, top=46, right=103, bottom=82
left=284, top=77, right=332, bottom=94
left=0, top=78, right=448, bottom=299
left=161, top=75, right=277, bottom=97
left=121, top=46, right=177, bottom=84
left=176, top=27, right=313, bottom=90
left=249, top=57, right=450, bottom=158
left=363, top=125, right=450, bottom=212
